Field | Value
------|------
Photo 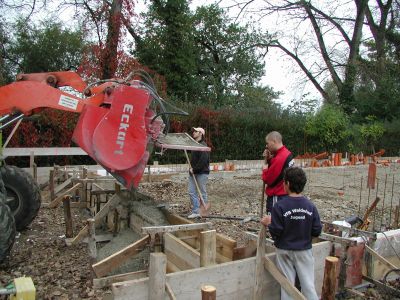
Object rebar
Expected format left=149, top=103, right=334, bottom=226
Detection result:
left=380, top=174, right=388, bottom=231
left=373, top=179, right=379, bottom=231
left=358, top=176, right=363, bottom=216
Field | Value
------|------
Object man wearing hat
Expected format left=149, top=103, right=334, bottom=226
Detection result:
left=188, top=127, right=210, bottom=218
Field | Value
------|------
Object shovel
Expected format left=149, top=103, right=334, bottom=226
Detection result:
left=260, top=182, right=266, bottom=219
left=184, top=150, right=211, bottom=217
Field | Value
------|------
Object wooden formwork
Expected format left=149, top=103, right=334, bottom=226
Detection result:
left=46, top=166, right=400, bottom=299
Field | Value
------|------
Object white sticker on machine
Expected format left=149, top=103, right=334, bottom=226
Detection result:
left=58, top=95, right=79, bottom=110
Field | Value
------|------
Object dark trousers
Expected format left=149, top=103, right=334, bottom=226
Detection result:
left=266, top=195, right=286, bottom=214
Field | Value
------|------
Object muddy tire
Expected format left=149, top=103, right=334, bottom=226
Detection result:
left=1, top=165, right=41, bottom=231
left=0, top=200, right=16, bottom=263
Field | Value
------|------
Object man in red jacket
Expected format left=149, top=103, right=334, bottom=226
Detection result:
left=262, top=131, right=294, bottom=214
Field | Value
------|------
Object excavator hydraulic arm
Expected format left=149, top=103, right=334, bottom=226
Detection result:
left=0, top=71, right=165, bottom=189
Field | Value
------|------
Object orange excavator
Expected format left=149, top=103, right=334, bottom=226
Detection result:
left=0, top=70, right=208, bottom=262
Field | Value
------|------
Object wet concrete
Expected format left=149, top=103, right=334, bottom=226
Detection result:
left=96, top=191, right=169, bottom=276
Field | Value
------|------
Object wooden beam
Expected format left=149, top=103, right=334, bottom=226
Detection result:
left=321, top=256, right=339, bottom=300
left=148, top=253, right=167, bottom=300
left=48, top=183, right=82, bottom=208
left=253, top=225, right=266, bottom=300
left=142, top=223, right=212, bottom=235
left=3, top=147, right=87, bottom=157
left=92, top=235, right=150, bottom=278
left=200, top=230, right=216, bottom=267
left=93, top=270, right=147, bottom=289
left=263, top=255, right=306, bottom=300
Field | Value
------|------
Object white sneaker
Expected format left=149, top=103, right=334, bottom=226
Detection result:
left=187, top=213, right=200, bottom=219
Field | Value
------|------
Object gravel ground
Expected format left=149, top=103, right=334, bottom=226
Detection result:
left=0, top=163, right=399, bottom=299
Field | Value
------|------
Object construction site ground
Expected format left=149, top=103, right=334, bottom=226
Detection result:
left=1, top=162, right=400, bottom=299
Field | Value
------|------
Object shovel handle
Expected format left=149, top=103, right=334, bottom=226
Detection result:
left=184, top=150, right=206, bottom=207
left=260, top=182, right=266, bottom=219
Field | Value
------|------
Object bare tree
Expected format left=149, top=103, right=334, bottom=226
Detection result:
left=233, top=0, right=398, bottom=113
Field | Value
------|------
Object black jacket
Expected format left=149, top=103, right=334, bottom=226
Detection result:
left=190, top=141, right=210, bottom=174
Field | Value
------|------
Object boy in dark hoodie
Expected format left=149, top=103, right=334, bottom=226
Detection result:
left=261, top=167, right=322, bottom=300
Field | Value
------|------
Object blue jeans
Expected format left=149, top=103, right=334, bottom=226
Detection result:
left=188, top=173, right=208, bottom=214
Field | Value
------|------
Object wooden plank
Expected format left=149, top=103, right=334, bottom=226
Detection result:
left=253, top=225, right=266, bottom=300
left=141, top=223, right=212, bottom=235
left=93, top=270, right=147, bottom=289
left=48, top=183, right=82, bottom=208
left=112, top=257, right=268, bottom=300
left=165, top=211, right=236, bottom=261
left=54, top=178, right=72, bottom=195
left=92, top=235, right=150, bottom=278
left=232, top=242, right=257, bottom=260
left=3, top=147, right=87, bottom=157
left=112, top=241, right=332, bottom=300
left=263, top=256, right=306, bottom=300
left=66, top=194, right=121, bottom=245
left=166, top=260, right=181, bottom=273
left=200, top=230, right=216, bottom=267
left=365, top=244, right=399, bottom=270
left=148, top=253, right=167, bottom=300
left=164, top=233, right=200, bottom=270
left=165, top=282, right=177, bottom=300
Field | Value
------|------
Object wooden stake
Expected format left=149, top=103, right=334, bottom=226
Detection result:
left=49, top=169, right=55, bottom=201
left=201, top=285, right=216, bottom=300
left=253, top=225, right=266, bottom=300
left=200, top=230, right=216, bottom=267
left=260, top=183, right=265, bottom=219
left=393, top=205, right=399, bottom=229
left=87, top=218, right=97, bottom=263
left=32, top=163, right=37, bottom=182
left=148, top=253, right=167, bottom=300
left=321, top=256, right=339, bottom=300
left=63, top=196, right=73, bottom=238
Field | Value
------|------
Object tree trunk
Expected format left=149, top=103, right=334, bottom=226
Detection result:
left=101, top=0, right=123, bottom=79
left=339, top=0, right=368, bottom=114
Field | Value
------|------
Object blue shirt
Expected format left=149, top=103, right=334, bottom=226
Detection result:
left=268, top=195, right=322, bottom=250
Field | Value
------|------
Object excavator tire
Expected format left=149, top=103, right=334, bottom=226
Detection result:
left=0, top=200, right=16, bottom=263
left=1, top=165, right=41, bottom=231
